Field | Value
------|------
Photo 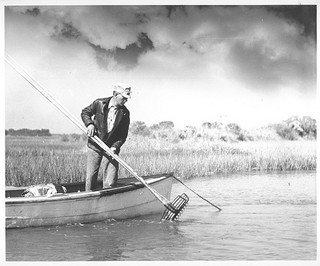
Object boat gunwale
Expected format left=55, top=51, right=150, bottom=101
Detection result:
left=6, top=173, right=173, bottom=204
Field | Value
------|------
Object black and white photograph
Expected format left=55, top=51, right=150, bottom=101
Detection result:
left=3, top=0, right=318, bottom=263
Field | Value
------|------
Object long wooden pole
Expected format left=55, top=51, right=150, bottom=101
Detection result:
left=172, top=176, right=222, bottom=211
left=5, top=54, right=177, bottom=213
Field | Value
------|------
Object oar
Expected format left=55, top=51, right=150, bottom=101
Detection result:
left=173, top=176, right=222, bottom=211
left=5, top=54, right=188, bottom=219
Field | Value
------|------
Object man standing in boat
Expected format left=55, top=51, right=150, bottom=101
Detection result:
left=81, top=83, right=131, bottom=191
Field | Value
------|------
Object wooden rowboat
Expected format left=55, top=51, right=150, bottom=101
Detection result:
left=5, top=173, right=174, bottom=229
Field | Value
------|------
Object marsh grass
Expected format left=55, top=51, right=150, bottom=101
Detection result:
left=5, top=135, right=316, bottom=186
left=5, top=136, right=86, bottom=186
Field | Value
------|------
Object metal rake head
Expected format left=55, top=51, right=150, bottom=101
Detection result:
left=161, top=193, right=189, bottom=221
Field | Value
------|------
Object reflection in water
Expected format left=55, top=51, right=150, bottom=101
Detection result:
left=6, top=171, right=316, bottom=261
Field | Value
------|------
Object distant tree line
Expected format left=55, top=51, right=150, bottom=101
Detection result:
left=5, top=128, right=52, bottom=137
left=271, top=116, right=316, bottom=140
left=5, top=116, right=316, bottom=142
left=130, top=116, right=317, bottom=142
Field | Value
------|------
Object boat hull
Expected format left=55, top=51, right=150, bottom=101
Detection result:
left=6, top=174, right=173, bottom=228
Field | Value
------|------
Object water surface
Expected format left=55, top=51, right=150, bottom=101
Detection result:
left=6, top=171, right=316, bottom=261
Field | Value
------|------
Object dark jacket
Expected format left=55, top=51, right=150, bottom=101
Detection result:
left=81, top=97, right=130, bottom=153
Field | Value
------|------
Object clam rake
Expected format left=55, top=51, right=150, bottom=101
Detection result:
left=5, top=53, right=188, bottom=222
left=161, top=193, right=189, bottom=221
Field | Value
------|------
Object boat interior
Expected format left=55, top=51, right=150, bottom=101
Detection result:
left=5, top=173, right=172, bottom=198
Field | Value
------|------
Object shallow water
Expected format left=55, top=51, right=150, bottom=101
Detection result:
left=6, top=171, right=316, bottom=261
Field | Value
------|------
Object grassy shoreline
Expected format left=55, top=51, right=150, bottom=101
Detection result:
left=5, top=135, right=317, bottom=186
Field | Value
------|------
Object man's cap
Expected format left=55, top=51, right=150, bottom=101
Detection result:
left=114, top=83, right=132, bottom=98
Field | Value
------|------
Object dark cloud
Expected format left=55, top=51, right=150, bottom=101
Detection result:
left=166, top=6, right=188, bottom=18
left=87, top=42, right=112, bottom=69
left=228, top=39, right=315, bottom=92
left=195, top=6, right=212, bottom=10
left=228, top=40, right=281, bottom=90
left=265, top=5, right=316, bottom=39
left=6, top=5, right=315, bottom=92
left=226, top=5, right=316, bottom=93
left=135, top=13, right=150, bottom=24
left=24, top=7, right=40, bottom=17
left=89, top=32, right=154, bottom=70
left=113, top=32, right=154, bottom=68
left=51, top=22, right=81, bottom=41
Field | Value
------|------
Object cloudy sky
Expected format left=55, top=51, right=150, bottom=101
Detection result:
left=4, top=3, right=317, bottom=133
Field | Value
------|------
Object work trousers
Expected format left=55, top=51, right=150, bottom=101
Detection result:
left=86, top=147, right=119, bottom=191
